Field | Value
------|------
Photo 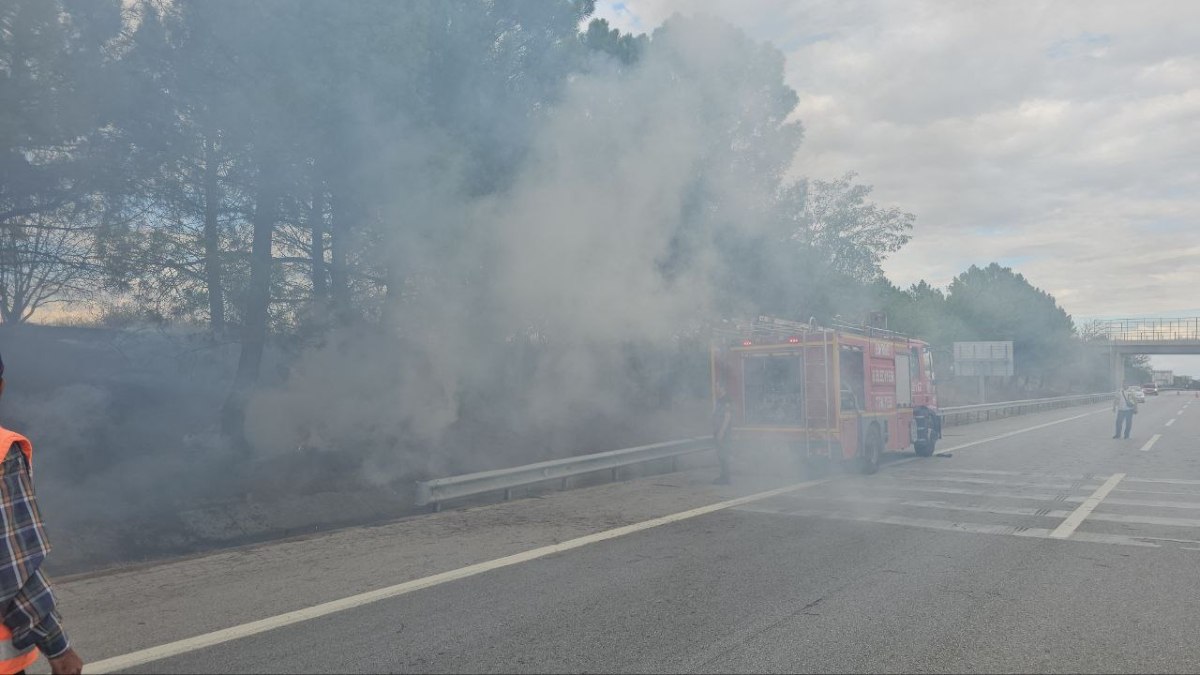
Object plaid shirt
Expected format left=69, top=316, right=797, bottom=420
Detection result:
left=0, top=442, right=69, bottom=658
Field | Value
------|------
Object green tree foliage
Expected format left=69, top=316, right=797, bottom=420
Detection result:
left=876, top=263, right=1111, bottom=396
left=582, top=17, right=648, bottom=65
left=944, top=263, right=1076, bottom=377
left=0, top=0, right=124, bottom=230
left=788, top=172, right=914, bottom=281
left=0, top=0, right=125, bottom=322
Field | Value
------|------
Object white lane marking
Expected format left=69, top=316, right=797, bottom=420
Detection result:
left=1115, top=487, right=1200, bottom=497
left=1050, top=473, right=1126, bottom=539
left=1069, top=532, right=1159, bottom=548
left=1140, top=434, right=1163, bottom=452
left=1088, top=512, right=1200, bottom=529
left=934, top=409, right=1106, bottom=456
left=84, top=476, right=831, bottom=673
left=1125, top=476, right=1200, bottom=486
left=890, top=468, right=1085, bottom=480
left=776, top=493, right=1073, bottom=519
left=884, top=484, right=1096, bottom=502
left=887, top=475, right=1099, bottom=490
left=1135, top=535, right=1200, bottom=545
left=742, top=505, right=1162, bottom=548
left=85, top=407, right=1107, bottom=673
left=740, top=505, right=1056, bottom=539
left=1104, top=497, right=1200, bottom=510
left=1166, top=418, right=1176, bottom=427
left=892, top=466, right=1104, bottom=480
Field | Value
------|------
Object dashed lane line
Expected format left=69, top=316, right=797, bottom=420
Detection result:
left=1140, top=434, right=1163, bottom=452
left=1166, top=418, right=1176, bottom=427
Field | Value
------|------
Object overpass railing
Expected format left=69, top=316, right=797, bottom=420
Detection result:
left=414, top=393, right=1113, bottom=511
left=1090, top=317, right=1200, bottom=342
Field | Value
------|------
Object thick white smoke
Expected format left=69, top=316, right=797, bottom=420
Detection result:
left=244, top=14, right=803, bottom=482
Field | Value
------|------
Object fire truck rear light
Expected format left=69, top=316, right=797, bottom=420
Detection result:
left=742, top=340, right=753, bottom=346
left=787, top=337, right=800, bottom=343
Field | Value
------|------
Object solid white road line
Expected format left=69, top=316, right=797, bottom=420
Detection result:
left=1166, top=418, right=1176, bottom=427
left=1140, top=434, right=1163, bottom=452
left=1049, top=473, right=1125, bottom=539
left=933, top=408, right=1107, bottom=456
left=85, top=476, right=829, bottom=673
left=86, top=406, right=1108, bottom=673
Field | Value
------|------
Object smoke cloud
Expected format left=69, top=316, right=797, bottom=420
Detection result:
left=244, top=14, right=802, bottom=483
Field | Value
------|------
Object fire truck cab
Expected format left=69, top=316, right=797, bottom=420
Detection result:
left=711, top=316, right=942, bottom=474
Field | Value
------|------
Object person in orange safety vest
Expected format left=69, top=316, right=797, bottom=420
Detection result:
left=0, top=352, right=82, bottom=675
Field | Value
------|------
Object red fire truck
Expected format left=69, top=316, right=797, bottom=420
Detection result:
left=710, top=316, right=941, bottom=474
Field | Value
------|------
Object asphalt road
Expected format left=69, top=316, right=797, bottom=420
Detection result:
left=47, top=393, right=1200, bottom=673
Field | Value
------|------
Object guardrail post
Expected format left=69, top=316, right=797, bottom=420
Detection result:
left=503, top=488, right=512, bottom=501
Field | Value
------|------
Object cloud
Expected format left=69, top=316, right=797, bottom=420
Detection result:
left=593, top=0, right=1200, bottom=317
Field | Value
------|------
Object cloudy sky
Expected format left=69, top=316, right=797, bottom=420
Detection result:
left=595, top=0, right=1200, bottom=375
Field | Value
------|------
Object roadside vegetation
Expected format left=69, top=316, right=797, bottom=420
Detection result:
left=0, top=0, right=1121, bottom=568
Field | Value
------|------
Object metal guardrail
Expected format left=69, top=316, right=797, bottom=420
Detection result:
left=415, top=393, right=1114, bottom=511
left=939, top=392, right=1111, bottom=426
left=415, top=437, right=712, bottom=511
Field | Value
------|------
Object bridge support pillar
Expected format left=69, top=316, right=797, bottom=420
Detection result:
left=1110, top=351, right=1125, bottom=391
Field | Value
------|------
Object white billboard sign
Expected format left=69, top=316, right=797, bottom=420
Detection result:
left=953, top=341, right=1014, bottom=377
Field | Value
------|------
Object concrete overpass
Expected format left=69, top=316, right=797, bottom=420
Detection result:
left=1091, top=317, right=1200, bottom=388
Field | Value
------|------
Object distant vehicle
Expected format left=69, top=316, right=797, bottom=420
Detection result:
left=1142, top=383, right=1159, bottom=396
left=1127, top=387, right=1146, bottom=403
left=710, top=315, right=941, bottom=475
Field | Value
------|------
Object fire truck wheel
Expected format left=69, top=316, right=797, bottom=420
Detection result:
left=860, top=424, right=882, bottom=475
